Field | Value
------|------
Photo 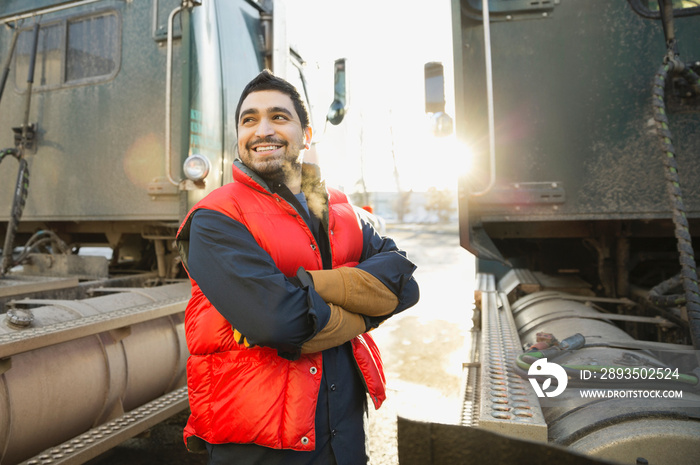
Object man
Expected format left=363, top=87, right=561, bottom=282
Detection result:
left=176, top=70, right=419, bottom=464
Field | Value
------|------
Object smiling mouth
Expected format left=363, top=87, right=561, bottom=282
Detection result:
left=253, top=145, right=282, bottom=153
left=248, top=138, right=286, bottom=154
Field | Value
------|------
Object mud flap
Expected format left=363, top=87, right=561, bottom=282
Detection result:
left=396, top=417, right=618, bottom=465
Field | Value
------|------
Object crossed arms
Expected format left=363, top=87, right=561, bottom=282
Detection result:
left=187, top=209, right=419, bottom=359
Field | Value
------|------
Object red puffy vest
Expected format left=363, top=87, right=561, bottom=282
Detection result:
left=176, top=164, right=386, bottom=452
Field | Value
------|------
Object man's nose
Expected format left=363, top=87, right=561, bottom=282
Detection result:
left=255, top=118, right=275, bottom=137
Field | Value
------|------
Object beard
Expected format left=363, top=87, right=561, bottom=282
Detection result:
left=239, top=135, right=304, bottom=186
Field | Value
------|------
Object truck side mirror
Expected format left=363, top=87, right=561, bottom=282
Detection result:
left=327, top=58, right=347, bottom=125
left=424, top=62, right=453, bottom=137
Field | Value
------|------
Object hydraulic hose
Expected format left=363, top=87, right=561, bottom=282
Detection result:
left=651, top=61, right=700, bottom=349
left=648, top=1, right=700, bottom=350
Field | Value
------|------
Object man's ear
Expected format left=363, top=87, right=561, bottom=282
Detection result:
left=304, top=127, right=313, bottom=150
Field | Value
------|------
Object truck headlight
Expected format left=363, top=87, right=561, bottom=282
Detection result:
left=183, top=154, right=210, bottom=182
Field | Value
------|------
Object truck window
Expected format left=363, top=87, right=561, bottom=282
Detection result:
left=66, top=13, right=119, bottom=82
left=15, top=11, right=120, bottom=91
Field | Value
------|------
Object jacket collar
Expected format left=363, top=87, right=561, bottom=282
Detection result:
left=232, top=159, right=328, bottom=217
left=232, top=158, right=272, bottom=194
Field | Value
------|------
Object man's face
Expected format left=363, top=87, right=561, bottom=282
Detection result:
left=237, top=90, right=312, bottom=184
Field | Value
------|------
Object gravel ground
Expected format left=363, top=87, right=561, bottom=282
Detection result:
left=369, top=224, right=475, bottom=464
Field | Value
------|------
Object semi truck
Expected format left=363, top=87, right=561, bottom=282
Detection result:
left=400, top=1, right=700, bottom=464
left=0, top=1, right=341, bottom=463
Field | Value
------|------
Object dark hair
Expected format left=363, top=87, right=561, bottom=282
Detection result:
left=235, top=70, right=310, bottom=130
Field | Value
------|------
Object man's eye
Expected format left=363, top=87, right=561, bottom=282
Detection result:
left=273, top=114, right=288, bottom=120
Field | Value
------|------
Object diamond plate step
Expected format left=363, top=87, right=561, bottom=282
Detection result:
left=0, top=296, right=188, bottom=358
left=473, top=273, right=547, bottom=442
left=19, top=387, right=189, bottom=465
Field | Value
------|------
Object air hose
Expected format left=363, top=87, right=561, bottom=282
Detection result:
left=0, top=149, right=30, bottom=276
left=648, top=0, right=700, bottom=350
left=515, top=334, right=700, bottom=389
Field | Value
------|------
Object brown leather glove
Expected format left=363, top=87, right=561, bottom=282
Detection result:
left=301, top=303, right=366, bottom=354
left=307, top=267, right=398, bottom=317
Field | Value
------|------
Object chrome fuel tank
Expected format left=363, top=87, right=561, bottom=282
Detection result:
left=0, top=281, right=190, bottom=465
left=510, top=289, right=700, bottom=465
